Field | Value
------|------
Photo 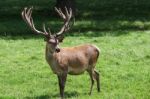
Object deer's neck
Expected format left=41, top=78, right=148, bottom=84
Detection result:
left=45, top=44, right=63, bottom=74
left=46, top=44, right=54, bottom=58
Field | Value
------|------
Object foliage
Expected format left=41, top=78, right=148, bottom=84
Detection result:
left=1, top=0, right=150, bottom=36
left=0, top=0, right=150, bottom=17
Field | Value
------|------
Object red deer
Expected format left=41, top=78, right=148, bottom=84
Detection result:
left=22, top=7, right=100, bottom=99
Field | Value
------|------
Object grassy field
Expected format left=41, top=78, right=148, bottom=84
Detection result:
left=0, top=30, right=150, bottom=99
left=0, top=1, right=150, bottom=98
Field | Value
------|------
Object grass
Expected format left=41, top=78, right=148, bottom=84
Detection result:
left=0, top=1, right=150, bottom=98
left=0, top=30, right=150, bottom=99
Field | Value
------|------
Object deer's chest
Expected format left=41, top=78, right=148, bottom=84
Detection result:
left=46, top=53, right=63, bottom=74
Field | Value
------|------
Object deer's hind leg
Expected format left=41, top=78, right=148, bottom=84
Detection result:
left=87, top=68, right=100, bottom=95
left=87, top=69, right=95, bottom=95
left=94, top=70, right=100, bottom=92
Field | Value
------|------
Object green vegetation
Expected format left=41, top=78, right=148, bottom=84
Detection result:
left=1, top=0, right=150, bottom=36
left=0, top=0, right=150, bottom=99
left=0, top=31, right=150, bottom=99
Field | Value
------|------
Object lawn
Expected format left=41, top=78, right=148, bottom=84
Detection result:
left=0, top=30, right=150, bottom=99
left=0, top=1, right=150, bottom=98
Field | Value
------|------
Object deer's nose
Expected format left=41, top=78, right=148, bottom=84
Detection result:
left=56, top=47, right=60, bottom=53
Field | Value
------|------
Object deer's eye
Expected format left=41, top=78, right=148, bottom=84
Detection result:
left=48, top=39, right=56, bottom=45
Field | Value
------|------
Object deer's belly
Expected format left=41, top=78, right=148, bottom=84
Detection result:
left=68, top=66, right=87, bottom=75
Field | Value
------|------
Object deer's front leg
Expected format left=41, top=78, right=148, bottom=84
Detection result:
left=57, top=73, right=67, bottom=99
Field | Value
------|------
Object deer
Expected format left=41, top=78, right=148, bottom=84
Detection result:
left=22, top=7, right=100, bottom=99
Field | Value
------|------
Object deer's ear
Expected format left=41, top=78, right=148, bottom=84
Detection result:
left=57, top=35, right=64, bottom=42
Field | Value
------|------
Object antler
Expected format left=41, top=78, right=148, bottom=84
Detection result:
left=21, top=7, right=51, bottom=36
left=55, top=7, right=72, bottom=37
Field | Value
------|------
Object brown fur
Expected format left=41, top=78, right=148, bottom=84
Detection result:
left=22, top=7, right=100, bottom=99
left=45, top=44, right=100, bottom=75
left=45, top=43, right=100, bottom=98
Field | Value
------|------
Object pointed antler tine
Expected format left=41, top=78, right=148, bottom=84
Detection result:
left=29, top=7, right=33, bottom=17
left=21, top=8, right=25, bottom=19
left=29, top=9, right=32, bottom=18
left=58, top=8, right=63, bottom=14
left=58, top=8, right=61, bottom=12
left=48, top=28, right=52, bottom=36
left=55, top=7, right=58, bottom=12
left=24, top=8, right=29, bottom=19
left=43, top=24, right=47, bottom=33
left=27, top=8, right=30, bottom=15
left=24, top=7, right=27, bottom=12
left=70, top=8, right=72, bottom=14
left=55, top=7, right=62, bottom=16
left=23, top=7, right=27, bottom=17
left=55, top=7, right=61, bottom=16
left=55, top=7, right=66, bottom=20
left=27, top=7, right=33, bottom=18
left=69, top=8, right=72, bottom=19
left=43, top=23, right=52, bottom=36
left=65, top=7, right=69, bottom=17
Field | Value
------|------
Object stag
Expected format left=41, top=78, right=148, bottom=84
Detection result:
left=22, top=7, right=100, bottom=99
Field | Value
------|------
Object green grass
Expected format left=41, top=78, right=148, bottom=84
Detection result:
left=1, top=1, right=150, bottom=98
left=0, top=31, right=150, bottom=99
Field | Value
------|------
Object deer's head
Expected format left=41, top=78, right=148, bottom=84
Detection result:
left=22, top=7, right=72, bottom=53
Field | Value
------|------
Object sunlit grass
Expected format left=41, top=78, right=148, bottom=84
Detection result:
left=0, top=31, right=150, bottom=99
left=0, top=0, right=150, bottom=98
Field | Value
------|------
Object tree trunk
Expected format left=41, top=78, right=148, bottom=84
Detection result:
left=55, top=0, right=76, bottom=16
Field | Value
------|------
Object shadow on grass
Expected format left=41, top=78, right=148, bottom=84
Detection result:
left=0, top=15, right=150, bottom=38
left=1, top=6, right=150, bottom=38
left=0, top=29, right=143, bottom=40
left=25, top=91, right=80, bottom=99
left=0, top=30, right=135, bottom=40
